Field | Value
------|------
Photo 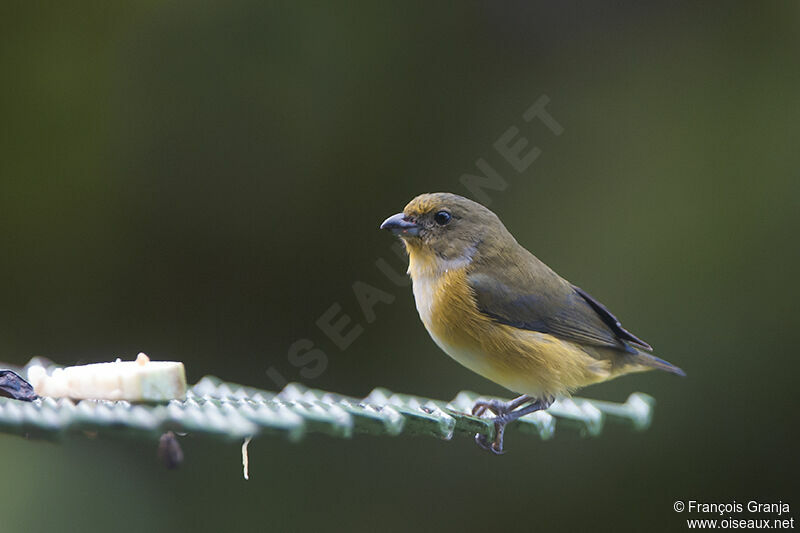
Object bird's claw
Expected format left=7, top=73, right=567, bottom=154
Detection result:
left=471, top=402, right=489, bottom=418
left=474, top=432, right=505, bottom=455
left=472, top=401, right=508, bottom=454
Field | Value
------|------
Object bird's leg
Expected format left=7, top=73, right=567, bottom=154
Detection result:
left=472, top=395, right=554, bottom=454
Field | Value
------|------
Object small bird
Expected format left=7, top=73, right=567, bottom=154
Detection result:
left=380, top=192, right=684, bottom=453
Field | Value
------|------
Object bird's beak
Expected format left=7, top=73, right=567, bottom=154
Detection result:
left=380, top=213, right=420, bottom=237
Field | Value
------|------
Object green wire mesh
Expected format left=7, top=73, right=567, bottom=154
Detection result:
left=0, top=373, right=655, bottom=445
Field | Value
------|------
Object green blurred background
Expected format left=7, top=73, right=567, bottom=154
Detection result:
left=1, top=2, right=798, bottom=531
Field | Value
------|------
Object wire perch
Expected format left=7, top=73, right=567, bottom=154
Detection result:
left=0, top=374, right=655, bottom=446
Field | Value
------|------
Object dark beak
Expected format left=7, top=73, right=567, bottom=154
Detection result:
left=380, top=213, right=420, bottom=237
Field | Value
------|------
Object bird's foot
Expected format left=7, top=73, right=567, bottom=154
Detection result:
left=474, top=416, right=510, bottom=454
left=471, top=395, right=553, bottom=455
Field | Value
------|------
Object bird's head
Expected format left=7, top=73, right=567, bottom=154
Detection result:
left=380, top=192, right=514, bottom=269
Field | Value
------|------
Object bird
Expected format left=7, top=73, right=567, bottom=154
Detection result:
left=380, top=192, right=684, bottom=454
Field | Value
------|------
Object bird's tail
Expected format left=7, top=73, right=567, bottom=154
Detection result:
left=634, top=352, right=686, bottom=376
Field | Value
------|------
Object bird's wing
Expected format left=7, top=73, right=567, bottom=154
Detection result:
left=467, top=269, right=652, bottom=353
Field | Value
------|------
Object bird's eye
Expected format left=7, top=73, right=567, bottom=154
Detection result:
left=433, top=210, right=452, bottom=226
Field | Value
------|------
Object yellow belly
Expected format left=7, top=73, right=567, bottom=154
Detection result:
left=410, top=262, right=613, bottom=397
